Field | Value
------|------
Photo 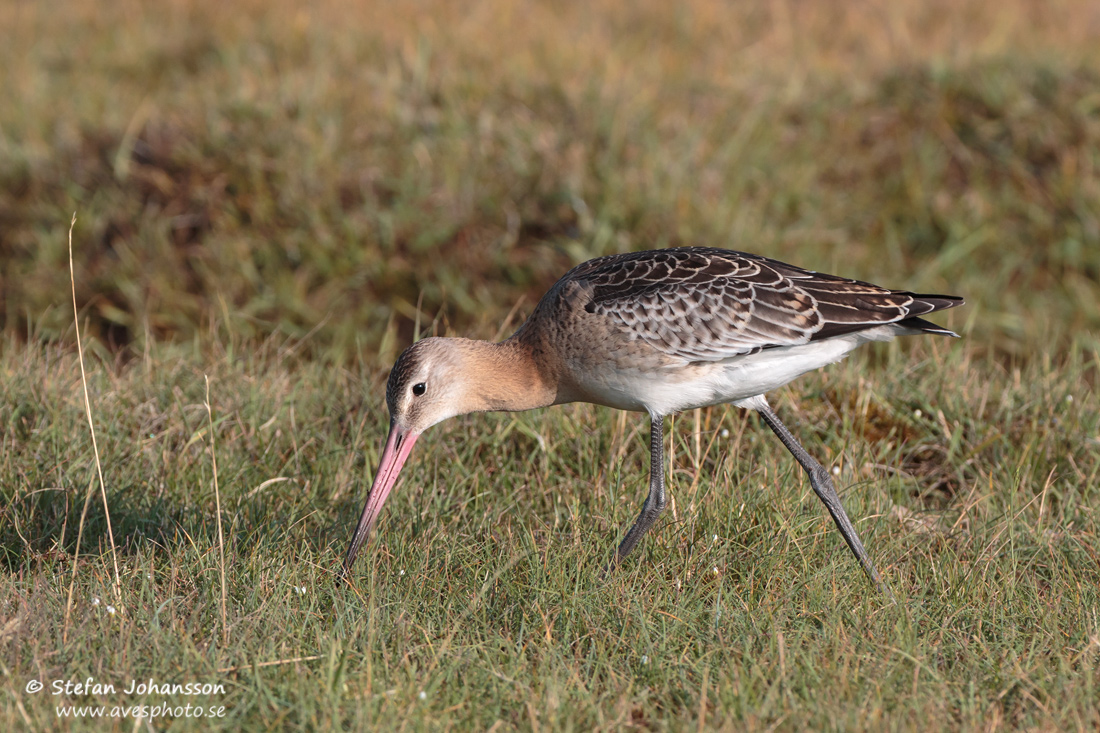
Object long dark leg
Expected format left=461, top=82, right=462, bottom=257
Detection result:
left=755, top=400, right=894, bottom=599
left=605, top=415, right=667, bottom=572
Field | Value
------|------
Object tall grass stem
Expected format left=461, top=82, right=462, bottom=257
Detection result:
left=62, top=213, right=123, bottom=644
left=205, top=374, right=229, bottom=647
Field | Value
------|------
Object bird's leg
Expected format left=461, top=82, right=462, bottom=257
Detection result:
left=755, top=400, right=895, bottom=599
left=605, top=415, right=667, bottom=573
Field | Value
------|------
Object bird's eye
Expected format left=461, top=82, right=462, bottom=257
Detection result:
left=412, top=382, right=426, bottom=396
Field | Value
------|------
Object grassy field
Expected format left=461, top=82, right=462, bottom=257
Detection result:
left=3, top=0, right=1100, bottom=730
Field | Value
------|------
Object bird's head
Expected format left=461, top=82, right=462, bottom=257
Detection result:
left=384, top=337, right=472, bottom=434
left=340, top=335, right=556, bottom=578
left=340, top=337, right=472, bottom=577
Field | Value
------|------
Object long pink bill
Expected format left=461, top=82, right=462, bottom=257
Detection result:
left=340, top=422, right=419, bottom=578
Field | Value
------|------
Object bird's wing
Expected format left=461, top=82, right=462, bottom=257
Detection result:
left=568, top=247, right=946, bottom=362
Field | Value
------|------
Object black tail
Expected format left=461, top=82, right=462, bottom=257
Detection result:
left=899, top=294, right=965, bottom=337
left=896, top=316, right=959, bottom=337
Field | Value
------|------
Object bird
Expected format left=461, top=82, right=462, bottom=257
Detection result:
left=340, top=246, right=963, bottom=593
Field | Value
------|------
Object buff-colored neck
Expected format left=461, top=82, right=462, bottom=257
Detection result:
left=451, top=337, right=564, bottom=414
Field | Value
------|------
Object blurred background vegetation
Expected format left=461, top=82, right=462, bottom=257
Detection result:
left=3, top=4, right=1100, bottom=728
left=2, top=0, right=1098, bottom=366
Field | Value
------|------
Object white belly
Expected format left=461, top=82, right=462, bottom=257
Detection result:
left=570, top=325, right=900, bottom=416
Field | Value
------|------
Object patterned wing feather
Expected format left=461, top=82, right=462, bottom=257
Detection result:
left=566, top=247, right=961, bottom=362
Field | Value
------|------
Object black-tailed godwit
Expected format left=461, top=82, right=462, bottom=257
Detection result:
left=341, top=247, right=963, bottom=593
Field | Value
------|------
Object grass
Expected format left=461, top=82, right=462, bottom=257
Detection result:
left=3, top=336, right=1098, bottom=729
left=2, top=0, right=1100, bottom=729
